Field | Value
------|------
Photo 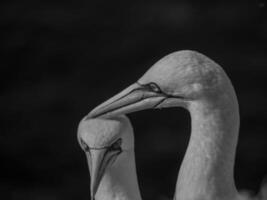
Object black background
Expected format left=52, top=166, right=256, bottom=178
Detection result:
left=1, top=0, right=267, bottom=199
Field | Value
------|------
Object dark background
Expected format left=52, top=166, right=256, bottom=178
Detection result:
left=1, top=0, right=267, bottom=199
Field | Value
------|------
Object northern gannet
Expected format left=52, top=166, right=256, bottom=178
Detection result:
left=77, top=116, right=142, bottom=200
left=87, top=50, right=266, bottom=200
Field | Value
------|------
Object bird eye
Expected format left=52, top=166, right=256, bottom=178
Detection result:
left=109, top=138, right=122, bottom=152
left=147, top=82, right=162, bottom=93
left=80, top=139, right=90, bottom=152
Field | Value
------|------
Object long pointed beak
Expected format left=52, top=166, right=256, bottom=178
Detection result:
left=87, top=83, right=166, bottom=119
left=86, top=149, right=108, bottom=199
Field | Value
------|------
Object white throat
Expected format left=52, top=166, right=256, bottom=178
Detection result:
left=175, top=85, right=240, bottom=200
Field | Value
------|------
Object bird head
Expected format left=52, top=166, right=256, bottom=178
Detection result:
left=87, top=50, right=230, bottom=119
left=77, top=115, right=134, bottom=199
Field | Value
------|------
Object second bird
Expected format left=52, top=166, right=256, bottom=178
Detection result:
left=77, top=116, right=142, bottom=200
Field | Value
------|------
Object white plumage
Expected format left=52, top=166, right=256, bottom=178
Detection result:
left=85, top=50, right=266, bottom=200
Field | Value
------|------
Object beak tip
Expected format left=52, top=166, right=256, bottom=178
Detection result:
left=87, top=109, right=116, bottom=120
left=86, top=109, right=99, bottom=120
left=85, top=113, right=93, bottom=120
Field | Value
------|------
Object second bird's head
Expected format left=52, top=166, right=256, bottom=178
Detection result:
left=77, top=115, right=134, bottom=199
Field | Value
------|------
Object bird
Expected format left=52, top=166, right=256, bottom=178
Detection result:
left=87, top=50, right=267, bottom=200
left=77, top=115, right=142, bottom=200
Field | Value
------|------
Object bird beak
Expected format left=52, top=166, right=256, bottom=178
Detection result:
left=86, top=149, right=109, bottom=199
left=87, top=83, right=166, bottom=118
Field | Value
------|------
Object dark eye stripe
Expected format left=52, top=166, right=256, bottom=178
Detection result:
left=137, top=82, right=162, bottom=93
left=147, top=82, right=162, bottom=93
left=137, top=81, right=187, bottom=100
left=80, top=138, right=123, bottom=152
left=108, top=138, right=122, bottom=152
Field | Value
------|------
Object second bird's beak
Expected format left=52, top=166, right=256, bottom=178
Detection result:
left=87, top=83, right=166, bottom=119
left=86, top=149, right=109, bottom=199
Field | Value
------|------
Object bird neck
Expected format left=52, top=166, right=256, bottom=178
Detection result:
left=94, top=150, right=142, bottom=200
left=175, top=88, right=240, bottom=200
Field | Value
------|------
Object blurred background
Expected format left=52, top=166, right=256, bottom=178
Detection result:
left=1, top=0, right=267, bottom=199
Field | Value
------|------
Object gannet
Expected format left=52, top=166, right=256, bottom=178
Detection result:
left=87, top=50, right=266, bottom=200
left=77, top=116, right=142, bottom=200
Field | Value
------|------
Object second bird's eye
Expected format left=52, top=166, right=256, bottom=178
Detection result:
left=109, top=138, right=122, bottom=152
left=147, top=82, right=162, bottom=93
